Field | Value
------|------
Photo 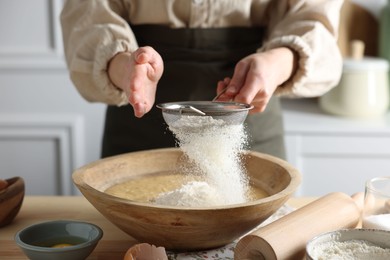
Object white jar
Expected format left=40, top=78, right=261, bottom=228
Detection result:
left=319, top=57, right=389, bottom=118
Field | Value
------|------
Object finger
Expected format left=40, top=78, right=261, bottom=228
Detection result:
left=227, top=61, right=250, bottom=95
left=134, top=48, right=163, bottom=81
left=244, top=88, right=270, bottom=114
left=134, top=50, right=149, bottom=64
left=130, top=90, right=151, bottom=118
left=133, top=46, right=155, bottom=63
left=215, top=78, right=232, bottom=101
left=249, top=100, right=268, bottom=114
left=134, top=47, right=156, bottom=63
left=235, top=70, right=264, bottom=104
left=133, top=102, right=147, bottom=118
left=216, top=78, right=229, bottom=93
left=129, top=70, right=157, bottom=117
left=216, top=80, right=225, bottom=94
left=127, top=73, right=143, bottom=104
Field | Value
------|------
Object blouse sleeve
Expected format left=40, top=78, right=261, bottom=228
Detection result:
left=60, top=0, right=134, bottom=106
left=259, top=0, right=344, bottom=98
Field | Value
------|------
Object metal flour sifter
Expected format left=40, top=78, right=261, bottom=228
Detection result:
left=156, top=101, right=253, bottom=126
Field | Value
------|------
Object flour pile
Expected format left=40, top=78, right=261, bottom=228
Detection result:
left=311, top=239, right=390, bottom=260
left=155, top=115, right=249, bottom=207
left=154, top=181, right=224, bottom=207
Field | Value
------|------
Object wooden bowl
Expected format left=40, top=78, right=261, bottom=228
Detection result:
left=72, top=148, right=301, bottom=251
left=0, top=177, right=25, bottom=227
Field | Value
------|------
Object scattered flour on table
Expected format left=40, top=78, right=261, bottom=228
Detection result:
left=311, top=239, right=390, bottom=260
left=154, top=115, right=249, bottom=207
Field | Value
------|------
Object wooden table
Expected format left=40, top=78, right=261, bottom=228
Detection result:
left=0, top=196, right=315, bottom=260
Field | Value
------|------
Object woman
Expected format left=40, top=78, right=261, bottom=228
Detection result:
left=60, top=0, right=343, bottom=159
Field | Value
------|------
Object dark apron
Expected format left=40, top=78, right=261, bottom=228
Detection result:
left=102, top=25, right=286, bottom=159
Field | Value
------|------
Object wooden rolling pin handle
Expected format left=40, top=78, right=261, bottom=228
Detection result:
left=234, top=192, right=362, bottom=260
left=351, top=191, right=364, bottom=212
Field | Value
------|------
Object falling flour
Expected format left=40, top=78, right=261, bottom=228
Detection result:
left=311, top=239, right=390, bottom=260
left=154, top=115, right=249, bottom=207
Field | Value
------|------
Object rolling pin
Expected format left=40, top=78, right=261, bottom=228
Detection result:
left=234, top=192, right=363, bottom=260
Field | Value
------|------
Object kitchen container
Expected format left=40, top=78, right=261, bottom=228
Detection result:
left=363, top=176, right=390, bottom=231
left=319, top=57, right=389, bottom=118
left=157, top=101, right=253, bottom=126
left=72, top=147, right=301, bottom=251
left=0, top=177, right=24, bottom=227
left=306, top=229, right=390, bottom=259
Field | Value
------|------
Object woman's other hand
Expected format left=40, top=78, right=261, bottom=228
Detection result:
left=108, top=46, right=164, bottom=118
left=216, top=47, right=296, bottom=113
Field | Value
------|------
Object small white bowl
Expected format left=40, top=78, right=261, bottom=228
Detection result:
left=306, top=229, right=390, bottom=260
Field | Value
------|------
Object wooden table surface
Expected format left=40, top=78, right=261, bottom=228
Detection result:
left=0, top=196, right=315, bottom=260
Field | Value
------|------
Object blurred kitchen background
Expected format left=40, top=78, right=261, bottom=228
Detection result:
left=0, top=0, right=389, bottom=196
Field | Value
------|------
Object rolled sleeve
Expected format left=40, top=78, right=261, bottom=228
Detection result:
left=259, top=0, right=343, bottom=98
left=61, top=0, right=137, bottom=106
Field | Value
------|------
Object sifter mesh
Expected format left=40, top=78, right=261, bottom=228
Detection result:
left=156, top=101, right=253, bottom=126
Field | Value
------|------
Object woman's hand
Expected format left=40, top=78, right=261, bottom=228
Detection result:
left=216, top=47, right=297, bottom=113
left=108, top=46, right=164, bottom=118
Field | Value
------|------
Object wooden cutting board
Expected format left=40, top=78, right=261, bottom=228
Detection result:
left=338, top=0, right=379, bottom=57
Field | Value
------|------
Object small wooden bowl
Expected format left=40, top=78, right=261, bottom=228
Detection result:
left=0, top=177, right=25, bottom=227
left=73, top=148, right=301, bottom=251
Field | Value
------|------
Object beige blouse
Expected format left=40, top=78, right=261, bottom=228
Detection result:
left=60, top=0, right=343, bottom=106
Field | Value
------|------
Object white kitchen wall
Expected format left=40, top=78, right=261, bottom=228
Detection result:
left=351, top=0, right=387, bottom=19
left=0, top=0, right=106, bottom=195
